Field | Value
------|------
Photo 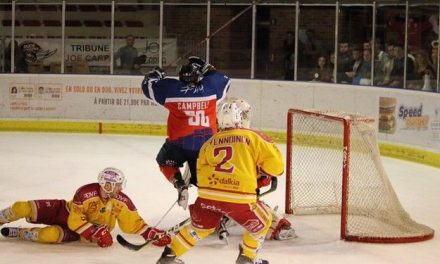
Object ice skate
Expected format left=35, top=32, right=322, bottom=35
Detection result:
left=216, top=216, right=230, bottom=244
left=156, top=246, right=185, bottom=264
left=0, top=207, right=13, bottom=225
left=236, top=245, right=269, bottom=264
left=1, top=227, right=39, bottom=241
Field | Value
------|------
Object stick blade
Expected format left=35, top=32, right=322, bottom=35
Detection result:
left=116, top=234, right=146, bottom=251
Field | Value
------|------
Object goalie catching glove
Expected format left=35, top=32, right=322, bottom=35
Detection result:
left=141, top=227, right=171, bottom=247
left=146, top=67, right=166, bottom=80
left=188, top=56, right=215, bottom=75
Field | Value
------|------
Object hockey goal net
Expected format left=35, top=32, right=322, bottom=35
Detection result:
left=285, top=109, right=434, bottom=243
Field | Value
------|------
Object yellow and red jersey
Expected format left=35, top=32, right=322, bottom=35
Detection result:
left=197, top=128, right=284, bottom=204
left=67, top=183, right=149, bottom=240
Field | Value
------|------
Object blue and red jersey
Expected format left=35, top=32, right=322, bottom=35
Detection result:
left=142, top=71, right=230, bottom=151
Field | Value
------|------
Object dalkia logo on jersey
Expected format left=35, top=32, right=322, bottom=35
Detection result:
left=397, top=104, right=429, bottom=130
left=208, top=174, right=240, bottom=186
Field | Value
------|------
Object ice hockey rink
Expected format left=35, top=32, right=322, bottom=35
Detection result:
left=0, top=132, right=439, bottom=264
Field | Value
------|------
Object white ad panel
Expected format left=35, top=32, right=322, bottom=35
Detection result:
left=1, top=74, right=168, bottom=123
left=0, top=74, right=439, bottom=151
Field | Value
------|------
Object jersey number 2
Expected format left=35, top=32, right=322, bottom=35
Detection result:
left=214, top=146, right=234, bottom=173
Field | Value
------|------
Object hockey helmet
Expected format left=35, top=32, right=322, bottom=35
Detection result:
left=98, top=167, right=126, bottom=194
left=217, top=102, right=243, bottom=130
left=179, top=63, right=202, bottom=84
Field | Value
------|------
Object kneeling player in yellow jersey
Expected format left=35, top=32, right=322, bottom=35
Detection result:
left=216, top=98, right=296, bottom=243
left=156, top=101, right=284, bottom=264
left=0, top=167, right=171, bottom=248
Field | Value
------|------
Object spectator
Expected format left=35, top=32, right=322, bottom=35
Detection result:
left=377, top=42, right=396, bottom=86
left=114, top=35, right=140, bottom=75
left=409, top=49, right=435, bottom=91
left=4, top=40, right=26, bottom=73
left=283, top=31, right=295, bottom=80
left=309, top=54, right=332, bottom=82
left=388, top=43, right=416, bottom=88
left=354, top=49, right=372, bottom=85
left=329, top=51, right=336, bottom=82
left=363, top=41, right=371, bottom=51
left=4, top=40, right=24, bottom=73
left=301, top=29, right=326, bottom=69
left=345, top=45, right=363, bottom=84
left=372, top=40, right=390, bottom=86
left=337, top=40, right=352, bottom=84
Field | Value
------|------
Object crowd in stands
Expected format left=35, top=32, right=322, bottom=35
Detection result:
left=283, top=12, right=439, bottom=92
left=294, top=38, right=439, bottom=92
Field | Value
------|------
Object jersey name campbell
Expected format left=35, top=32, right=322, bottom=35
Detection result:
left=142, top=71, right=230, bottom=151
left=197, top=128, right=284, bottom=204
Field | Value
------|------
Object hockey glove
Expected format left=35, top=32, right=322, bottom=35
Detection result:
left=146, top=66, right=166, bottom=80
left=188, top=56, right=215, bottom=75
left=141, top=227, right=171, bottom=247
left=257, top=175, right=272, bottom=189
left=92, top=225, right=113, bottom=248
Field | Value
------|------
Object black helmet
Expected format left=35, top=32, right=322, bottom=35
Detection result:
left=179, top=63, right=201, bottom=84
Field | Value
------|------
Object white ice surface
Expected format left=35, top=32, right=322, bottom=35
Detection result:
left=0, top=132, right=439, bottom=264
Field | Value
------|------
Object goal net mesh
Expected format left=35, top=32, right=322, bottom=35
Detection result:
left=286, top=109, right=434, bottom=242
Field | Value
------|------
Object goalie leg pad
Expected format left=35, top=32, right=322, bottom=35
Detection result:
left=267, top=217, right=297, bottom=240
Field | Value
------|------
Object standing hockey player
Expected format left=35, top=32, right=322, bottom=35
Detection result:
left=141, top=56, right=231, bottom=209
left=156, top=101, right=284, bottom=264
left=0, top=167, right=171, bottom=247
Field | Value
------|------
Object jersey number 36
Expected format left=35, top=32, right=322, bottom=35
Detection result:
left=185, top=110, right=209, bottom=127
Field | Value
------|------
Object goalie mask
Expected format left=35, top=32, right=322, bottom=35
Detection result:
left=179, top=63, right=202, bottom=85
left=231, top=99, right=251, bottom=129
left=219, top=98, right=252, bottom=129
left=217, top=102, right=243, bottom=130
left=98, top=167, right=126, bottom=196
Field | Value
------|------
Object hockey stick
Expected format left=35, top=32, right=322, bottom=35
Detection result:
left=118, top=177, right=278, bottom=250
left=257, top=177, right=278, bottom=198
left=116, top=217, right=191, bottom=251
left=116, top=199, right=178, bottom=251
left=167, top=2, right=255, bottom=67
